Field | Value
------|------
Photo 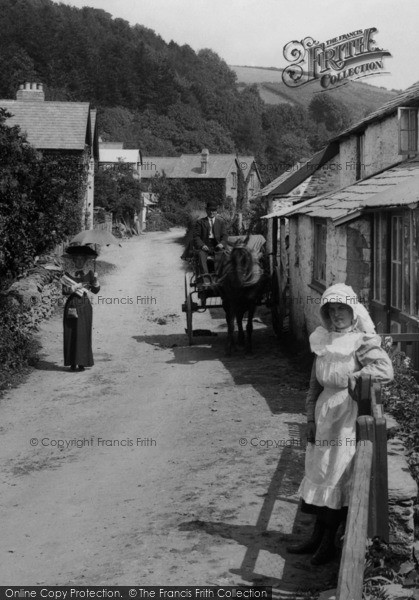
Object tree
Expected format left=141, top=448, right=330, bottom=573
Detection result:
left=0, top=107, right=88, bottom=278
left=308, top=93, right=354, bottom=134
left=146, top=174, right=192, bottom=226
left=0, top=109, right=40, bottom=277
left=95, top=162, right=143, bottom=222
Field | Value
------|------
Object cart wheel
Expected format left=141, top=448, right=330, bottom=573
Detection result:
left=270, top=270, right=282, bottom=338
left=184, top=273, right=193, bottom=345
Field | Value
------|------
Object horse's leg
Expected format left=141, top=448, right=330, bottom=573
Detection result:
left=223, top=299, right=235, bottom=356
left=245, top=304, right=256, bottom=354
left=237, top=307, right=245, bottom=347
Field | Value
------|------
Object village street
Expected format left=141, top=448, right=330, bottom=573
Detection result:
left=0, top=229, right=339, bottom=594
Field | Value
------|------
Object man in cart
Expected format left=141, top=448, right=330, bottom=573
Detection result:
left=193, top=201, right=228, bottom=281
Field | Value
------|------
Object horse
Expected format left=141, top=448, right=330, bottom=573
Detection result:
left=217, top=236, right=269, bottom=356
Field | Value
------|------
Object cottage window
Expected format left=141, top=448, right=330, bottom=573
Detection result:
left=398, top=107, right=418, bottom=155
left=372, top=209, right=419, bottom=350
left=249, top=173, right=255, bottom=190
left=391, top=214, right=403, bottom=309
left=373, top=213, right=387, bottom=304
left=231, top=172, right=237, bottom=189
left=356, top=133, right=365, bottom=180
left=313, top=220, right=327, bottom=287
left=373, top=209, right=419, bottom=315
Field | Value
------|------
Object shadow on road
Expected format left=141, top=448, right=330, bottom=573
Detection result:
left=179, top=445, right=340, bottom=594
left=34, top=359, right=69, bottom=372
left=133, top=325, right=309, bottom=416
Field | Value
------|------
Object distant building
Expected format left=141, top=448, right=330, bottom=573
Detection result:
left=0, top=82, right=98, bottom=229
left=141, top=149, right=261, bottom=207
left=98, top=145, right=142, bottom=179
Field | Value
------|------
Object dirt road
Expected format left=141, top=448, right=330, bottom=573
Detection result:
left=0, top=229, right=338, bottom=593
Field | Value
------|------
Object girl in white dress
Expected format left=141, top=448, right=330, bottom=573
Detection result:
left=287, top=284, right=393, bottom=565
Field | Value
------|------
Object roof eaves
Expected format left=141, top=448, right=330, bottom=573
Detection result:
left=331, top=81, right=419, bottom=142
left=261, top=195, right=321, bottom=219
left=260, top=142, right=339, bottom=198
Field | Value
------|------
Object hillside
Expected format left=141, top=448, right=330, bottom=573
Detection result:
left=231, top=65, right=399, bottom=120
left=0, top=0, right=405, bottom=183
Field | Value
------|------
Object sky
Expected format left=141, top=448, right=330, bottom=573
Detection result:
left=62, top=0, right=419, bottom=91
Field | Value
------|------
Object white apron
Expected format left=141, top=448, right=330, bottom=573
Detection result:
left=298, top=329, right=364, bottom=510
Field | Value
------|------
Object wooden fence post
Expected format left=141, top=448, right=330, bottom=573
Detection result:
left=336, top=415, right=374, bottom=600
left=370, top=383, right=389, bottom=541
left=358, top=374, right=372, bottom=416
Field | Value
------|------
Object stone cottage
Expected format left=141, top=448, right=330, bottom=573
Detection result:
left=141, top=149, right=262, bottom=208
left=261, top=81, right=419, bottom=366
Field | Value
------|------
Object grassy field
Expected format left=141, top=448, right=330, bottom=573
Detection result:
left=230, top=65, right=399, bottom=120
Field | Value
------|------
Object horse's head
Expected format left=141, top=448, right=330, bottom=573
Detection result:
left=229, top=242, right=254, bottom=286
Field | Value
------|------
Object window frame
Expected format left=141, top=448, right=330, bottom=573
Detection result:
left=249, top=173, right=255, bottom=191
left=398, top=107, right=418, bottom=155
left=356, top=132, right=365, bottom=181
left=373, top=213, right=387, bottom=304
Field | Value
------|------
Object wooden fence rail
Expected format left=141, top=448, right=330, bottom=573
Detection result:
left=336, top=332, right=419, bottom=599
left=336, top=374, right=389, bottom=600
left=336, top=417, right=374, bottom=600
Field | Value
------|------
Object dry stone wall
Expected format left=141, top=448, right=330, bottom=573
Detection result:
left=386, top=419, right=418, bottom=560
left=2, top=259, right=63, bottom=329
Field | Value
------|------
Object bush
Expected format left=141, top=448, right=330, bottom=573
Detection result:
left=145, top=210, right=172, bottom=231
left=0, top=109, right=89, bottom=279
left=381, top=344, right=419, bottom=486
left=0, top=299, right=38, bottom=388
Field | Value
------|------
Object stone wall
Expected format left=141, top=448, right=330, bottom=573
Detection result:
left=339, top=113, right=403, bottom=188
left=346, top=219, right=371, bottom=302
left=1, top=261, right=63, bottom=329
left=386, top=420, right=418, bottom=560
left=288, top=156, right=342, bottom=201
left=288, top=215, right=371, bottom=344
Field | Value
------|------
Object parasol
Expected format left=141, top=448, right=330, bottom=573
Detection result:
left=68, top=229, right=121, bottom=269
left=65, top=244, right=98, bottom=257
left=69, top=229, right=121, bottom=247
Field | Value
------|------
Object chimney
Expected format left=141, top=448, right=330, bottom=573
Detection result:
left=201, top=148, right=209, bottom=174
left=16, top=82, right=45, bottom=102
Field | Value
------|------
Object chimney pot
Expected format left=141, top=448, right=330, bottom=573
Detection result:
left=16, top=82, right=45, bottom=102
left=201, top=148, right=209, bottom=174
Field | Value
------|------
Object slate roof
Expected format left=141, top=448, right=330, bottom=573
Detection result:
left=332, top=80, right=419, bottom=141
left=263, top=158, right=419, bottom=224
left=237, top=155, right=262, bottom=182
left=141, top=153, right=242, bottom=179
left=0, top=99, right=93, bottom=151
left=99, top=148, right=141, bottom=164
left=251, top=144, right=339, bottom=200
left=169, top=154, right=237, bottom=178
left=141, top=157, right=180, bottom=178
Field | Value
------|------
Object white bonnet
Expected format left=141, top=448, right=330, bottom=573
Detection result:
left=319, top=283, right=376, bottom=333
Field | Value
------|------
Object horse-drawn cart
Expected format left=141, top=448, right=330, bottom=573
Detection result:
left=181, top=234, right=282, bottom=348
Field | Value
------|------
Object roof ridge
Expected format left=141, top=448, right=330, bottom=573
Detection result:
left=332, top=80, right=419, bottom=141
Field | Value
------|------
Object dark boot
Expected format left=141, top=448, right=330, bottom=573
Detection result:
left=310, top=526, right=337, bottom=565
left=286, top=518, right=325, bottom=554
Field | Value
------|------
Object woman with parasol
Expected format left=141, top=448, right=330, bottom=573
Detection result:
left=62, top=244, right=100, bottom=372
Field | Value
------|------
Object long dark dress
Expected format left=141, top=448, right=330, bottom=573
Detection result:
left=63, top=270, right=100, bottom=367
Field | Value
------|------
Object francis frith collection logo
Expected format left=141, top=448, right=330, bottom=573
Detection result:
left=282, top=27, right=391, bottom=89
